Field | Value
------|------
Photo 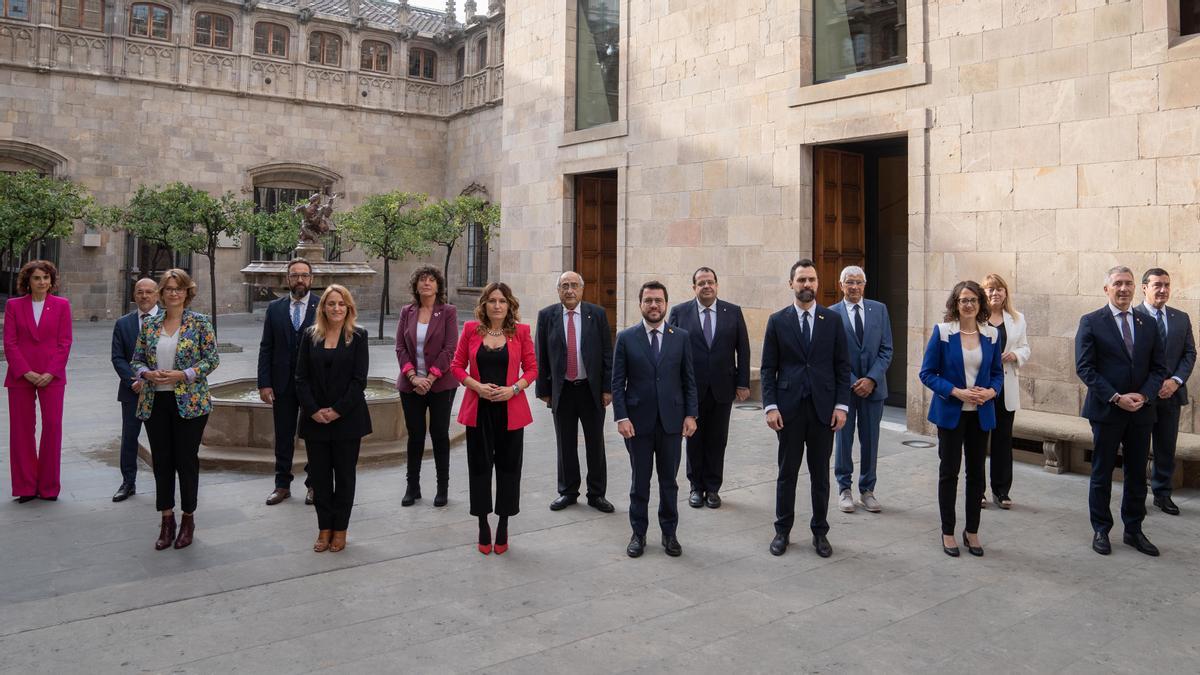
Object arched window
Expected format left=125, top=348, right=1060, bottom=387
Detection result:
left=2, top=0, right=29, bottom=20
left=254, top=22, right=288, bottom=58
left=129, top=3, right=171, bottom=41
left=308, top=31, right=341, bottom=67
left=193, top=12, right=232, bottom=50
left=475, top=36, right=488, bottom=72
left=360, top=40, right=390, bottom=73
left=408, top=47, right=436, bottom=80
left=58, top=0, right=104, bottom=31
left=455, top=47, right=464, bottom=79
left=497, top=28, right=504, bottom=63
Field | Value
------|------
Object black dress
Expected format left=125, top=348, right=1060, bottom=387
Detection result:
left=466, top=343, right=524, bottom=516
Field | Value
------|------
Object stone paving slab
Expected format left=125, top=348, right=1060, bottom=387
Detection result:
left=1, top=313, right=1198, bottom=673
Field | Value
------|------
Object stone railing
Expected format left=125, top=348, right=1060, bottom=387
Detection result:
left=0, top=19, right=502, bottom=119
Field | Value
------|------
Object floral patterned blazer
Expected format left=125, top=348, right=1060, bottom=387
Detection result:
left=130, top=309, right=220, bottom=420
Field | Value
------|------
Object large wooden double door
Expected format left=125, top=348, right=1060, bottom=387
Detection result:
left=813, top=148, right=865, bottom=304
left=574, top=173, right=617, bottom=337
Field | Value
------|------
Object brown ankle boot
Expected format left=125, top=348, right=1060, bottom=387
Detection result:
left=314, top=529, right=333, bottom=552
left=155, top=514, right=176, bottom=550
left=173, top=513, right=195, bottom=549
left=330, top=530, right=347, bottom=552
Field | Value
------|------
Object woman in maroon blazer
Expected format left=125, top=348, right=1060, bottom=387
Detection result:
left=451, top=282, right=538, bottom=555
left=4, top=260, right=73, bottom=502
left=395, top=265, right=459, bottom=507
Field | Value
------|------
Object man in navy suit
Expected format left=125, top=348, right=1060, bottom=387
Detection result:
left=536, top=271, right=615, bottom=513
left=612, top=281, right=698, bottom=558
left=1133, top=268, right=1195, bottom=516
left=258, top=258, right=320, bottom=505
left=762, top=259, right=851, bottom=558
left=668, top=266, right=750, bottom=509
left=828, top=265, right=893, bottom=514
left=109, top=278, right=159, bottom=502
left=1075, top=265, right=1170, bottom=556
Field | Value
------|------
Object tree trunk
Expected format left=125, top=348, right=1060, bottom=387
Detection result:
left=442, top=243, right=454, bottom=285
left=378, top=258, right=389, bottom=340
left=208, top=251, right=219, bottom=337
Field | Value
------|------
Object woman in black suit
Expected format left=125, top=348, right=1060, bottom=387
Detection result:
left=296, top=284, right=372, bottom=553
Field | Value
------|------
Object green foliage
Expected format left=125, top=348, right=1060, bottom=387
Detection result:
left=337, top=191, right=430, bottom=261
left=416, top=195, right=501, bottom=280
left=0, top=171, right=94, bottom=262
left=244, top=200, right=306, bottom=256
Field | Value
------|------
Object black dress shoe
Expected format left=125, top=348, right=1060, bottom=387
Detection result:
left=1092, top=532, right=1111, bottom=555
left=769, top=533, right=789, bottom=556
left=662, top=534, right=682, bottom=557
left=39, top=496, right=57, bottom=501
left=112, top=483, right=136, bottom=502
left=265, top=488, right=290, bottom=506
left=942, top=536, right=960, bottom=557
left=587, top=496, right=615, bottom=513
left=1153, top=495, right=1180, bottom=515
left=705, top=492, right=721, bottom=509
left=304, top=487, right=314, bottom=506
left=550, top=495, right=577, bottom=511
left=1123, top=531, right=1160, bottom=556
left=812, top=534, right=833, bottom=558
left=688, top=490, right=704, bottom=508
left=962, top=531, right=984, bottom=557
left=626, top=534, right=646, bottom=558
left=16, top=496, right=36, bottom=504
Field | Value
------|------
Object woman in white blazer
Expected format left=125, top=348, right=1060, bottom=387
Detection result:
left=982, top=274, right=1030, bottom=509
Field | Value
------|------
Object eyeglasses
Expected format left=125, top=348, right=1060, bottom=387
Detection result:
left=559, top=282, right=582, bottom=290
left=287, top=273, right=313, bottom=280
left=957, top=298, right=979, bottom=306
left=162, top=287, right=186, bottom=295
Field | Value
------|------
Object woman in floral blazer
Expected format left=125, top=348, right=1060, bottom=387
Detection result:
left=130, top=269, right=219, bottom=551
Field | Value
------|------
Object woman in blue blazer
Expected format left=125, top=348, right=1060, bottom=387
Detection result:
left=919, top=280, right=1004, bottom=557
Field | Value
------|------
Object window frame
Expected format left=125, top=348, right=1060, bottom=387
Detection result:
left=58, top=0, right=105, bottom=31
left=408, top=47, right=437, bottom=81
left=2, top=0, right=30, bottom=20
left=193, top=11, right=233, bottom=50
left=307, top=30, right=342, bottom=67
left=128, top=2, right=172, bottom=41
left=475, top=36, right=488, bottom=72
left=455, top=46, right=465, bottom=80
left=360, top=39, right=391, bottom=73
left=253, top=21, right=289, bottom=58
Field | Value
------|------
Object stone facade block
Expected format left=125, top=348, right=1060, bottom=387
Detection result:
left=1093, top=1, right=1142, bottom=39
left=1159, top=59, right=1200, bottom=109
left=1052, top=10, right=1094, bottom=48
left=1056, top=208, right=1120, bottom=252
left=1156, top=156, right=1200, bottom=205
left=1139, top=108, right=1200, bottom=158
left=1017, top=252, right=1079, bottom=295
left=973, top=88, right=1021, bottom=131
left=1109, top=66, right=1159, bottom=116
left=1118, top=205, right=1171, bottom=251
left=989, top=124, right=1060, bottom=169
left=1169, top=205, right=1200, bottom=252
left=982, top=20, right=1053, bottom=60
left=938, top=171, right=1014, bottom=212
left=1014, top=166, right=1078, bottom=210
left=1060, top=116, right=1139, bottom=165
left=1077, top=160, right=1156, bottom=207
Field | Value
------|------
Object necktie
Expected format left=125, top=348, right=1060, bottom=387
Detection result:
left=703, top=308, right=714, bottom=347
left=1118, top=311, right=1133, bottom=358
left=801, top=311, right=811, bottom=349
left=1156, top=309, right=1167, bottom=343
left=566, top=310, right=579, bottom=381
left=651, top=328, right=661, bottom=361
left=292, top=301, right=303, bottom=331
left=853, top=304, right=864, bottom=344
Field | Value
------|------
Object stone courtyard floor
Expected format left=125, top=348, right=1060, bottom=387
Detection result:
left=1, top=313, right=1198, bottom=673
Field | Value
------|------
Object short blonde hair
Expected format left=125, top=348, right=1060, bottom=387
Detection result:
left=982, top=273, right=1021, bottom=322
left=158, top=268, right=197, bottom=306
left=310, top=284, right=359, bottom=344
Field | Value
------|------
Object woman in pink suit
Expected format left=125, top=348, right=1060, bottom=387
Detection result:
left=4, top=260, right=73, bottom=502
left=451, top=282, right=537, bottom=555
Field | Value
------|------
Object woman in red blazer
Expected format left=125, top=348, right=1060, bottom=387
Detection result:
left=395, top=265, right=459, bottom=508
left=4, top=260, right=73, bottom=502
left=451, top=281, right=537, bottom=555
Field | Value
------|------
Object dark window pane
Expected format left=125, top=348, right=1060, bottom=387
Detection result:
left=1184, top=0, right=1200, bottom=36
left=476, top=37, right=487, bottom=71
left=130, top=4, right=147, bottom=36
left=194, top=12, right=211, bottom=46
left=7, top=0, right=29, bottom=19
left=213, top=15, right=231, bottom=49
left=324, top=35, right=340, bottom=66
left=59, top=0, right=80, bottom=27
left=151, top=5, right=169, bottom=39
left=308, top=37, right=321, bottom=63
left=81, top=0, right=102, bottom=30
left=813, top=0, right=906, bottom=83
left=575, top=0, right=619, bottom=130
left=456, top=47, right=464, bottom=79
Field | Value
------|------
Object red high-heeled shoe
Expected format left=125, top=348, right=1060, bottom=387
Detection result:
left=478, top=542, right=492, bottom=555
left=493, top=541, right=508, bottom=555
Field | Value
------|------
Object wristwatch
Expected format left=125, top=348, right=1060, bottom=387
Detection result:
left=512, top=384, right=520, bottom=396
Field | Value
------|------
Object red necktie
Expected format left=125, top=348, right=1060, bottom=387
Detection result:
left=566, top=310, right=578, bottom=381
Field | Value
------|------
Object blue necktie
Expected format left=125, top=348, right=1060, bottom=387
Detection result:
left=651, top=329, right=661, bottom=361
left=801, top=311, right=811, bottom=349
left=292, top=302, right=303, bottom=331
left=853, top=304, right=864, bottom=344
left=1156, top=309, right=1167, bottom=343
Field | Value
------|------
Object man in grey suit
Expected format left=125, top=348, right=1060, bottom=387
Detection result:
left=1134, top=268, right=1196, bottom=516
left=828, top=266, right=893, bottom=514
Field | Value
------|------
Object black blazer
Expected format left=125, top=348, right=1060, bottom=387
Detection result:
left=111, top=310, right=143, bottom=402
left=295, top=326, right=373, bottom=441
left=667, top=298, right=751, bottom=403
left=761, top=304, right=852, bottom=424
left=535, top=301, right=613, bottom=412
left=1075, top=306, right=1170, bottom=425
left=1132, top=305, right=1196, bottom=406
left=257, top=294, right=320, bottom=396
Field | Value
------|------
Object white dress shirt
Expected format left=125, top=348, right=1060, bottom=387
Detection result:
left=32, top=299, right=45, bottom=326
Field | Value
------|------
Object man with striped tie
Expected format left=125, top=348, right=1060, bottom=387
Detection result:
left=536, top=271, right=615, bottom=513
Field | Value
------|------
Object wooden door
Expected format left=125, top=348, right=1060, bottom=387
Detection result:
left=813, top=148, right=865, bottom=306
left=574, top=173, right=618, bottom=337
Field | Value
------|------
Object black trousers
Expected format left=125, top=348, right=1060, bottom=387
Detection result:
left=687, top=390, right=732, bottom=494
left=987, top=405, right=1015, bottom=498
left=1089, top=417, right=1150, bottom=535
left=400, top=389, right=456, bottom=487
left=306, top=437, right=361, bottom=531
left=937, top=411, right=988, bottom=536
left=119, top=399, right=144, bottom=486
left=1150, top=401, right=1182, bottom=497
left=145, top=394, right=207, bottom=513
left=553, top=380, right=607, bottom=498
left=466, top=418, right=523, bottom=517
left=626, top=420, right=681, bottom=538
left=774, top=398, right=833, bottom=536
left=272, top=388, right=309, bottom=490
